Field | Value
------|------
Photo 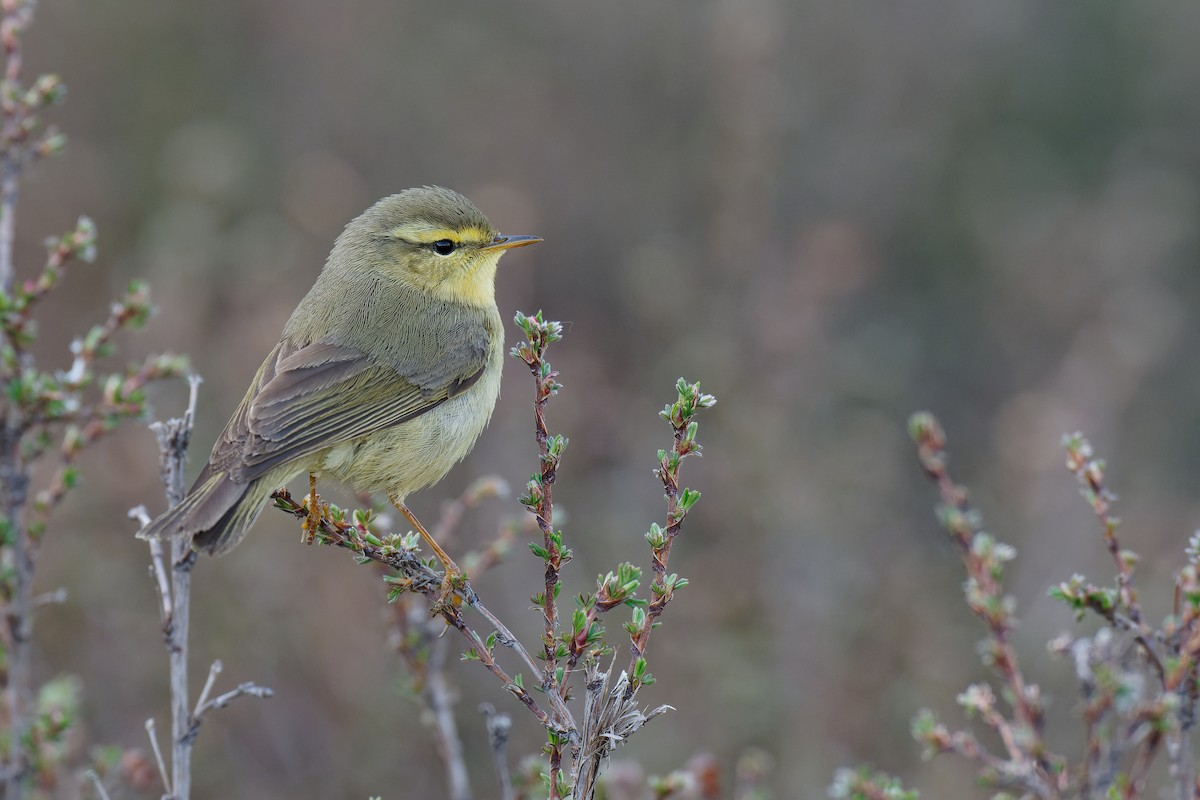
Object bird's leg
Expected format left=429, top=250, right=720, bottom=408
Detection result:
left=303, top=473, right=321, bottom=544
left=389, top=495, right=464, bottom=609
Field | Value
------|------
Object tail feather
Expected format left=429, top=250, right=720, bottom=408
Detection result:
left=191, top=479, right=277, bottom=555
left=137, top=470, right=278, bottom=556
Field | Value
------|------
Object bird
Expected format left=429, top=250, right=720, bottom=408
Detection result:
left=139, top=186, right=541, bottom=583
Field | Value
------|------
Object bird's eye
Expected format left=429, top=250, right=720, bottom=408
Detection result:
left=431, top=239, right=457, bottom=256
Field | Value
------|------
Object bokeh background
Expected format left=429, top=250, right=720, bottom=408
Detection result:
left=13, top=0, right=1200, bottom=796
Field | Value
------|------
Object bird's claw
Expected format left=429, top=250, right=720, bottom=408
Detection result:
left=430, top=565, right=467, bottom=615
left=302, top=492, right=321, bottom=545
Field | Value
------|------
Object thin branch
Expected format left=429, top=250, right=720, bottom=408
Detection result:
left=31, top=586, right=66, bottom=607
left=182, top=661, right=273, bottom=745
left=625, top=380, right=713, bottom=695
left=149, top=377, right=198, bottom=800
left=383, top=484, right=521, bottom=800
left=1064, top=434, right=1144, bottom=625
left=193, top=682, right=274, bottom=719
left=571, top=659, right=672, bottom=799
left=144, top=718, right=171, bottom=797
left=192, top=660, right=223, bottom=717
left=142, top=375, right=268, bottom=797
left=82, top=769, right=113, bottom=800
left=272, top=489, right=560, bottom=731
left=2, top=408, right=32, bottom=800
left=149, top=543, right=172, bottom=622
left=467, top=594, right=552, bottom=696
left=0, top=168, right=16, bottom=296
left=512, top=314, right=566, bottom=694
left=910, top=413, right=1060, bottom=797
left=480, top=703, right=515, bottom=800
left=423, top=636, right=472, bottom=800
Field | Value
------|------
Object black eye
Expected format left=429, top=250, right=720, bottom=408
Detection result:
left=431, top=239, right=457, bottom=256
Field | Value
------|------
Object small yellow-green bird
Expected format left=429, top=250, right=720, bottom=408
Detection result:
left=140, top=186, right=540, bottom=570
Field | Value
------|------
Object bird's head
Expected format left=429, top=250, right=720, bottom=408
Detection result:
left=342, top=186, right=541, bottom=307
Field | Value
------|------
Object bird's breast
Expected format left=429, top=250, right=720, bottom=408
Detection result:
left=319, top=339, right=504, bottom=499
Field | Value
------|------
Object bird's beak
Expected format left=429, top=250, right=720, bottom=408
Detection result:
left=481, top=234, right=543, bottom=252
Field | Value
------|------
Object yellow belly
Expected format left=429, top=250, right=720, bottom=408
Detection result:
left=317, top=349, right=502, bottom=501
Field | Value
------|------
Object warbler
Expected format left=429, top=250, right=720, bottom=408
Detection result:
left=139, top=186, right=540, bottom=574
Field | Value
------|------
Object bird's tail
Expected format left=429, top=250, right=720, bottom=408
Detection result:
left=138, top=469, right=278, bottom=556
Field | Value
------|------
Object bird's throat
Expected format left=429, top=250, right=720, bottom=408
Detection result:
left=431, top=251, right=502, bottom=308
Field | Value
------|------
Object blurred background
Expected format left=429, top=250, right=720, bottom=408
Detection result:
left=12, top=0, right=1200, bottom=796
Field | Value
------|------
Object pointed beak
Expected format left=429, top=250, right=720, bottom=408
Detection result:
left=481, top=234, right=543, bottom=252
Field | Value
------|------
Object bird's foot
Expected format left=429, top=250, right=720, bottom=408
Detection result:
left=390, top=498, right=469, bottom=613
left=302, top=495, right=322, bottom=545
left=302, top=474, right=323, bottom=544
left=426, top=554, right=469, bottom=614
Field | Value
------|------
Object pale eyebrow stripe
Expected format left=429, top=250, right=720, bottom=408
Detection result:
left=388, top=224, right=493, bottom=244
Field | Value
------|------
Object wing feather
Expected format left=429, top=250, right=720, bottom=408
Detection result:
left=208, top=335, right=487, bottom=483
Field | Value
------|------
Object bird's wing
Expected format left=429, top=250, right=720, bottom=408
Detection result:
left=206, top=335, right=489, bottom=483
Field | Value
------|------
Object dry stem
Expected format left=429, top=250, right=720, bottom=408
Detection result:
left=143, top=377, right=270, bottom=799
left=480, top=703, right=514, bottom=800
left=1, top=6, right=31, bottom=792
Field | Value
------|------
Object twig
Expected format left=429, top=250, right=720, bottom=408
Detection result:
left=1, top=325, right=33, bottom=800
left=512, top=314, right=566, bottom=685
left=82, top=769, right=113, bottom=800
left=910, top=413, right=1060, bottom=797
left=0, top=0, right=25, bottom=294
left=192, top=660, right=222, bottom=716
left=193, top=682, right=274, bottom=718
left=31, top=586, right=67, bottom=607
left=140, top=375, right=270, bottom=799
left=1064, top=434, right=1143, bottom=625
left=136, top=510, right=174, bottom=623
left=0, top=5, right=180, bottom=793
left=390, top=599, right=473, bottom=800
left=148, top=376, right=198, bottom=800
left=424, top=637, right=472, bottom=800
left=144, top=718, right=171, bottom=797
left=570, top=659, right=672, bottom=799
left=624, top=379, right=713, bottom=696
left=468, top=594, right=555, bottom=700
left=480, top=703, right=514, bottom=800
left=272, top=489, right=559, bottom=731
left=414, top=482, right=548, bottom=698
left=0, top=169, right=16, bottom=296
left=511, top=311, right=573, bottom=796
left=0, top=6, right=31, bottom=775
left=383, top=483, right=523, bottom=800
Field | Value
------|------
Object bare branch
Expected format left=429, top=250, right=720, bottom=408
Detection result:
left=571, top=660, right=672, bottom=799
left=133, top=504, right=175, bottom=625
left=82, top=769, right=113, bottom=800
left=480, top=703, right=514, bottom=800
left=144, top=718, right=171, bottom=797
left=193, top=682, right=274, bottom=719
left=423, top=637, right=472, bottom=800
left=192, top=660, right=223, bottom=717
left=31, top=586, right=67, bottom=607
left=140, top=375, right=268, bottom=798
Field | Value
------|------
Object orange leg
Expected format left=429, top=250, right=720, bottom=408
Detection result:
left=390, top=495, right=464, bottom=607
left=303, top=473, right=321, bottom=544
